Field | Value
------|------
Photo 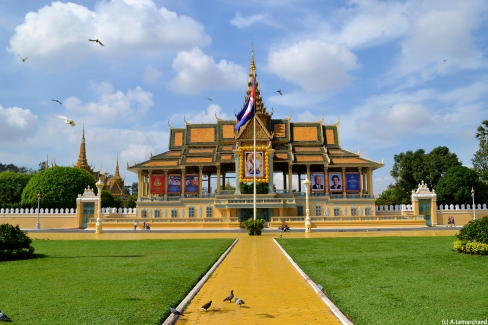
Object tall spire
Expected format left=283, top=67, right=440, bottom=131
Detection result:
left=45, top=153, right=49, bottom=170
left=74, top=124, right=93, bottom=172
left=114, top=154, right=121, bottom=179
left=245, top=45, right=269, bottom=124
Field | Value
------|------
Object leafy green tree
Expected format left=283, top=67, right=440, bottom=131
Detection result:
left=375, top=185, right=410, bottom=206
left=121, top=194, right=138, bottom=208
left=0, top=172, right=33, bottom=206
left=131, top=182, right=138, bottom=195
left=0, top=162, right=33, bottom=174
left=435, top=166, right=488, bottom=206
left=0, top=224, right=35, bottom=261
left=471, top=148, right=488, bottom=177
left=240, top=182, right=269, bottom=194
left=101, top=190, right=116, bottom=208
left=21, top=167, right=96, bottom=209
left=38, top=161, right=46, bottom=172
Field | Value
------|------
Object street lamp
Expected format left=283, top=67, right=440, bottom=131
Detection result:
left=36, top=192, right=41, bottom=229
left=303, top=177, right=311, bottom=233
left=471, top=187, right=476, bottom=220
left=95, top=178, right=104, bottom=234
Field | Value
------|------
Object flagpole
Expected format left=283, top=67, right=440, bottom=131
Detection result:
left=253, top=74, right=256, bottom=221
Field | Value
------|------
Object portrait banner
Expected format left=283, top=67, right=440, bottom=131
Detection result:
left=185, top=174, right=199, bottom=194
left=150, top=175, right=165, bottom=194
left=238, top=146, right=269, bottom=183
left=346, top=173, right=360, bottom=192
left=311, top=173, right=325, bottom=192
left=329, top=173, right=343, bottom=192
left=167, top=174, right=181, bottom=194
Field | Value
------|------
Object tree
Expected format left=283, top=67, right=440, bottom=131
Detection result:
left=38, top=161, right=46, bottom=172
left=471, top=148, right=488, bottom=177
left=0, top=172, right=33, bottom=206
left=0, top=162, right=33, bottom=174
left=475, top=119, right=488, bottom=153
left=121, top=194, right=138, bottom=208
left=375, top=185, right=410, bottom=206
left=21, top=167, right=96, bottom=209
left=101, top=190, right=117, bottom=208
left=131, top=182, right=138, bottom=195
left=389, top=146, right=462, bottom=201
left=240, top=182, right=269, bottom=194
left=435, top=166, right=488, bottom=206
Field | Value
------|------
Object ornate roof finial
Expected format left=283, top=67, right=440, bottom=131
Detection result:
left=46, top=153, right=49, bottom=169
left=74, top=123, right=93, bottom=172
left=319, top=114, right=324, bottom=124
left=214, top=111, right=222, bottom=121
left=334, top=116, right=341, bottom=126
left=184, top=115, right=189, bottom=125
left=168, top=119, right=173, bottom=129
left=114, top=154, right=121, bottom=179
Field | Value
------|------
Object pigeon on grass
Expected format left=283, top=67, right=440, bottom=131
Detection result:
left=0, top=310, right=12, bottom=322
left=169, top=306, right=184, bottom=316
left=235, top=297, right=245, bottom=307
left=223, top=289, right=234, bottom=302
left=199, top=301, right=212, bottom=311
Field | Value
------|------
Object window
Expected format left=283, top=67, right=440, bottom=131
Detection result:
left=141, top=210, right=147, bottom=218
left=171, top=209, right=178, bottom=218
left=315, top=205, right=322, bottom=216
left=351, top=207, right=357, bottom=216
left=154, top=209, right=160, bottom=218
left=188, top=207, right=195, bottom=218
left=365, top=207, right=371, bottom=216
left=297, top=206, right=304, bottom=216
left=333, top=207, right=340, bottom=216
left=206, top=206, right=212, bottom=217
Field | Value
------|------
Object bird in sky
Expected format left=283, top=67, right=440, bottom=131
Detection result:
left=206, top=97, right=213, bottom=101
left=18, top=54, right=29, bottom=62
left=89, top=39, right=104, bottom=46
left=169, top=306, right=184, bottom=316
left=52, top=99, right=62, bottom=105
left=443, top=60, right=447, bottom=62
left=235, top=297, right=245, bottom=307
left=52, top=115, right=76, bottom=128
left=275, top=90, right=282, bottom=95
left=223, top=289, right=234, bottom=302
left=199, top=301, right=212, bottom=311
left=0, top=310, right=12, bottom=322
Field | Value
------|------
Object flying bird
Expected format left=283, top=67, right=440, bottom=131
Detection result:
left=0, top=310, right=12, bottom=322
left=52, top=115, right=76, bottom=127
left=199, top=301, right=212, bottom=311
left=275, top=90, right=282, bottom=95
left=223, top=289, right=234, bottom=302
left=169, top=306, right=184, bottom=317
left=206, top=97, right=213, bottom=101
left=18, top=54, right=29, bottom=62
left=235, top=297, right=245, bottom=307
left=89, top=39, right=104, bottom=46
left=52, top=99, right=62, bottom=105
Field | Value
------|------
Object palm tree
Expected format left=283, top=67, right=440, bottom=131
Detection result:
left=475, top=120, right=488, bottom=153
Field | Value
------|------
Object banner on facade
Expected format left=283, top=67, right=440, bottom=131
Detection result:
left=346, top=173, right=360, bottom=192
left=329, top=173, right=343, bottom=192
left=150, top=175, right=165, bottom=194
left=185, top=174, right=199, bottom=194
left=311, top=173, right=325, bottom=192
left=168, top=174, right=181, bottom=194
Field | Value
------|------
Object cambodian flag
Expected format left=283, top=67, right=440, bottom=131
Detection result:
left=235, top=77, right=255, bottom=131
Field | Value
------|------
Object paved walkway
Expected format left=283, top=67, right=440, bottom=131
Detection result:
left=170, top=233, right=344, bottom=325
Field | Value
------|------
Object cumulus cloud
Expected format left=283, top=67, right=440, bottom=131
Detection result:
left=266, top=40, right=359, bottom=92
left=7, top=0, right=211, bottom=67
left=187, top=104, right=231, bottom=124
left=167, top=47, right=247, bottom=94
left=65, top=82, right=153, bottom=122
left=0, top=105, right=38, bottom=141
left=143, top=65, right=163, bottom=84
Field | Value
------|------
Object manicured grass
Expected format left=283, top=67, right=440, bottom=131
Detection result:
left=277, top=236, right=488, bottom=325
left=0, top=239, right=234, bottom=325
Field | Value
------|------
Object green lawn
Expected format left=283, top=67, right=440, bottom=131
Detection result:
left=0, top=239, right=234, bottom=325
left=277, top=236, right=488, bottom=325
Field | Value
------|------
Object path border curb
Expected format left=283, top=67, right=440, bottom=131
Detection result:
left=162, top=238, right=239, bottom=325
left=273, top=238, right=354, bottom=325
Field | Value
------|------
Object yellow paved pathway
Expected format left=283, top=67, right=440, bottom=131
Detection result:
left=173, top=233, right=343, bottom=325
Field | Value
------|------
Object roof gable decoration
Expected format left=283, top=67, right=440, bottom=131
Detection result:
left=236, top=115, right=273, bottom=141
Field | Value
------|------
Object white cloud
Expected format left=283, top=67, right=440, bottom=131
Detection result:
left=168, top=47, right=247, bottom=94
left=390, top=0, right=487, bottom=83
left=187, top=104, right=231, bottom=124
left=266, top=40, right=359, bottom=92
left=0, top=105, right=38, bottom=142
left=332, top=0, right=409, bottom=49
left=230, top=12, right=272, bottom=28
left=7, top=0, right=211, bottom=67
left=143, top=65, right=163, bottom=84
left=65, top=82, right=153, bottom=123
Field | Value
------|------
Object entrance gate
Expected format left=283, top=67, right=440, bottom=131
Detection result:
left=239, top=208, right=270, bottom=222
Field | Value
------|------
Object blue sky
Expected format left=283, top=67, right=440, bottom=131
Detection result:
left=0, top=0, right=487, bottom=195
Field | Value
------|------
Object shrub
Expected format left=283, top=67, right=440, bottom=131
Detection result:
left=454, top=216, right=488, bottom=255
left=0, top=223, right=35, bottom=261
left=242, top=218, right=265, bottom=235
